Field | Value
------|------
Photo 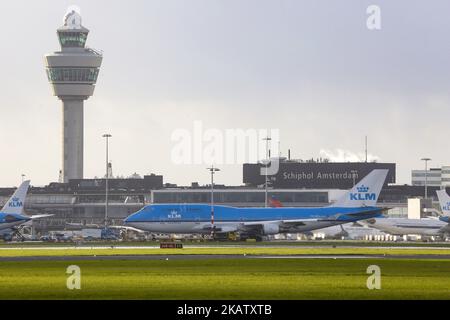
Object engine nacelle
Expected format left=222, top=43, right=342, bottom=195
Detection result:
left=262, top=223, right=280, bottom=235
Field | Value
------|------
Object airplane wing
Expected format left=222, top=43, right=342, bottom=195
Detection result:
left=236, top=208, right=388, bottom=235
left=317, top=208, right=390, bottom=222
left=108, top=225, right=146, bottom=233
left=65, top=222, right=101, bottom=228
left=30, top=214, right=54, bottom=220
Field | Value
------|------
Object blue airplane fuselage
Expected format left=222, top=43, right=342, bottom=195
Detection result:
left=124, top=204, right=383, bottom=235
left=126, top=204, right=381, bottom=223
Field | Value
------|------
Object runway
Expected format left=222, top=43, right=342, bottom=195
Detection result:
left=2, top=253, right=450, bottom=262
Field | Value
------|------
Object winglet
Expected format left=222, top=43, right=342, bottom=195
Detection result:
left=1, top=180, right=30, bottom=215
left=330, top=170, right=388, bottom=208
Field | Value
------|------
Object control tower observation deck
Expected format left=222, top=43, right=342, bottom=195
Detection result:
left=44, top=8, right=103, bottom=183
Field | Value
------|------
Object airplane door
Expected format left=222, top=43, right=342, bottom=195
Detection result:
left=158, top=206, right=167, bottom=223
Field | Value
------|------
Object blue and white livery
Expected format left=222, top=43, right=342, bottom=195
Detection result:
left=124, top=170, right=389, bottom=237
left=0, top=181, right=52, bottom=238
left=437, top=190, right=450, bottom=224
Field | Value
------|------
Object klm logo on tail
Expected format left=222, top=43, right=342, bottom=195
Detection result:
left=8, top=197, right=23, bottom=208
left=350, top=185, right=376, bottom=201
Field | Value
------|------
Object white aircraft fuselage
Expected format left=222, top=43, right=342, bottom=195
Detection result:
left=364, top=218, right=450, bottom=236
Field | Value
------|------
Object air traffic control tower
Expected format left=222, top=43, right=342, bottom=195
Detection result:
left=45, top=8, right=103, bottom=182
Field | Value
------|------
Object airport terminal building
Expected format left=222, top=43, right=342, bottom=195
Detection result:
left=411, top=166, right=450, bottom=188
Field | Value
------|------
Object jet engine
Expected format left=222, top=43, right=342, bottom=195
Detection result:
left=262, top=223, right=280, bottom=235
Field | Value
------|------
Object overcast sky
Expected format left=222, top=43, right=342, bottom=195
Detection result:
left=0, top=0, right=449, bottom=187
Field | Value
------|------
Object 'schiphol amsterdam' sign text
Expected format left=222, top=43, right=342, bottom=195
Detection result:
left=282, top=171, right=358, bottom=181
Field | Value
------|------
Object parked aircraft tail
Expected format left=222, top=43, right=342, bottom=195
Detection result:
left=330, top=170, right=388, bottom=208
left=1, top=180, right=30, bottom=215
left=436, top=190, right=450, bottom=222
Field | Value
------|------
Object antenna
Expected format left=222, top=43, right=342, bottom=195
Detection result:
left=262, top=136, right=272, bottom=208
left=365, top=136, right=368, bottom=163
left=278, top=140, right=281, bottom=158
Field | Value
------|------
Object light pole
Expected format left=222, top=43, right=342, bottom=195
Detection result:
left=351, top=170, right=358, bottom=187
left=207, top=166, right=220, bottom=238
left=103, top=134, right=112, bottom=228
left=421, top=158, right=431, bottom=200
left=263, top=136, right=272, bottom=208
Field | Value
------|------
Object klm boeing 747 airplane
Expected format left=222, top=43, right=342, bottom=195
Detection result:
left=0, top=180, right=52, bottom=240
left=124, top=170, right=389, bottom=238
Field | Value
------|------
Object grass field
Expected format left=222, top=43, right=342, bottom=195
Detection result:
left=0, top=258, right=449, bottom=299
left=0, top=246, right=450, bottom=257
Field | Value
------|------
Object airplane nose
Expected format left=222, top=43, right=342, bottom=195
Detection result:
left=124, top=207, right=147, bottom=224
left=124, top=212, right=137, bottom=224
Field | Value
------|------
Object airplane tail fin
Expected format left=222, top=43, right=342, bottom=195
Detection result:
left=436, top=190, right=450, bottom=222
left=1, top=180, right=30, bottom=215
left=331, top=170, right=388, bottom=208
